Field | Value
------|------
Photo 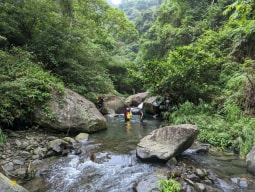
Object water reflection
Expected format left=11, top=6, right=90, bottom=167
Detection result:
left=125, top=120, right=144, bottom=139
left=89, top=115, right=161, bottom=154
left=125, top=121, right=132, bottom=133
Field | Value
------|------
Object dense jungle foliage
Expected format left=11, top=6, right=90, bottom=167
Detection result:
left=1, top=0, right=255, bottom=158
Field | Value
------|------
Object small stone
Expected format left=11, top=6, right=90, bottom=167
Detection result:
left=75, top=133, right=89, bottom=143
left=1, top=155, right=7, bottom=159
left=6, top=150, right=12, bottom=153
left=33, top=147, right=47, bottom=156
left=166, top=157, right=178, bottom=166
left=187, top=173, right=200, bottom=182
left=15, top=168, right=27, bottom=175
left=15, top=139, right=22, bottom=147
left=32, top=159, right=43, bottom=164
left=4, top=164, right=14, bottom=171
left=194, top=183, right=206, bottom=192
left=13, top=159, right=24, bottom=165
left=196, top=168, right=206, bottom=179
left=204, top=179, right=212, bottom=185
left=184, top=178, right=194, bottom=186
left=63, top=137, right=76, bottom=143
left=21, top=141, right=29, bottom=149
left=32, top=155, right=40, bottom=160
left=19, top=151, right=31, bottom=156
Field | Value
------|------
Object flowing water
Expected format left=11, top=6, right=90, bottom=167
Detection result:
left=44, top=115, right=255, bottom=192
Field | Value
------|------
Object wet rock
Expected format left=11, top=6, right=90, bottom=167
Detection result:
left=0, top=173, right=29, bottom=192
left=102, top=94, right=126, bottom=114
left=1, top=155, right=7, bottom=159
left=63, top=137, right=76, bottom=143
left=4, top=164, right=14, bottom=171
left=21, top=141, right=29, bottom=149
left=22, top=177, right=50, bottom=192
left=207, top=173, right=218, bottom=184
left=48, top=139, right=70, bottom=153
left=135, top=174, right=162, bottom=192
left=13, top=159, right=24, bottom=166
left=136, top=124, right=199, bottom=162
left=33, top=147, right=47, bottom=157
left=75, top=133, right=89, bottom=143
left=166, top=157, right=178, bottom=166
left=19, top=151, right=30, bottom=157
left=47, top=136, right=59, bottom=141
left=32, top=155, right=40, bottom=160
left=204, top=179, right=213, bottom=185
left=143, top=96, right=160, bottom=115
left=6, top=149, right=12, bottom=153
left=46, top=150, right=55, bottom=156
left=169, top=168, right=182, bottom=178
left=0, top=129, right=81, bottom=190
left=125, top=92, right=148, bottom=107
left=184, top=178, right=195, bottom=186
left=61, top=149, right=70, bottom=156
left=32, top=159, right=43, bottom=164
left=205, top=185, right=222, bottom=192
left=195, top=168, right=207, bottom=179
left=246, top=145, right=255, bottom=175
left=14, top=168, right=27, bottom=176
left=194, top=182, right=206, bottom=192
left=15, top=140, right=22, bottom=147
left=184, top=185, right=196, bottom=192
left=187, top=173, right=200, bottom=182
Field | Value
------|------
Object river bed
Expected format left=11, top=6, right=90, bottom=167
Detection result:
left=24, top=115, right=255, bottom=191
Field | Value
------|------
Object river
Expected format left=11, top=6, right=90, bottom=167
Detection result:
left=39, top=114, right=255, bottom=191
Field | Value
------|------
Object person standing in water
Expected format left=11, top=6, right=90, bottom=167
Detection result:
left=124, top=107, right=132, bottom=122
left=139, top=108, right=144, bottom=122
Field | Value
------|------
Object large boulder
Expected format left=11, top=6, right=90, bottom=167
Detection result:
left=246, top=145, right=255, bottom=175
left=35, top=88, right=107, bottom=133
left=143, top=96, right=160, bottom=115
left=0, top=173, right=29, bottom=192
left=101, top=95, right=126, bottom=114
left=136, top=124, right=199, bottom=162
left=125, top=92, right=148, bottom=107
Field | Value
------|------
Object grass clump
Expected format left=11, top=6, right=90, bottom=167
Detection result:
left=158, top=178, right=181, bottom=192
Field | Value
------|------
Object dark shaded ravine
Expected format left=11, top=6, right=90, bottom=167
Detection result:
left=24, top=115, right=255, bottom=191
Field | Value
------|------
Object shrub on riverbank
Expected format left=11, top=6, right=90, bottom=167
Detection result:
left=158, top=178, right=181, bottom=192
left=0, top=48, right=64, bottom=128
left=169, top=101, right=255, bottom=159
left=0, top=128, right=6, bottom=146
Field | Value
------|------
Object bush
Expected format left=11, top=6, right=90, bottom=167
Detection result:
left=0, top=48, right=64, bottom=127
left=169, top=100, right=255, bottom=157
left=158, top=178, right=181, bottom=192
left=170, top=101, right=233, bottom=149
left=0, top=128, right=6, bottom=146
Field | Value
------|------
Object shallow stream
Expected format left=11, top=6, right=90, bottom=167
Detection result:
left=42, top=115, right=255, bottom=192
